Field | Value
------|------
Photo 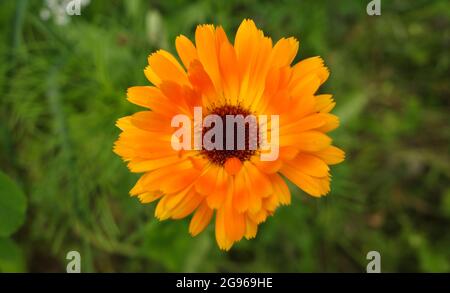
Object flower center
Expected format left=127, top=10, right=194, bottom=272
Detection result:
left=201, top=104, right=258, bottom=166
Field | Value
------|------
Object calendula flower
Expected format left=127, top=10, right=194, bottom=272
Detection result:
left=114, top=19, right=344, bottom=250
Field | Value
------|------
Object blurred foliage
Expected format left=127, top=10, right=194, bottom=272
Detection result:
left=0, top=0, right=449, bottom=272
left=0, top=170, right=26, bottom=237
left=0, top=170, right=27, bottom=272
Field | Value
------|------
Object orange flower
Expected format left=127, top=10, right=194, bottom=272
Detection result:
left=114, top=19, right=344, bottom=250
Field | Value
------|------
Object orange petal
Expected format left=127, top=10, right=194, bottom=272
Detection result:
left=291, top=153, right=330, bottom=177
left=281, top=163, right=328, bottom=197
left=244, top=162, right=273, bottom=213
left=189, top=156, right=208, bottom=170
left=188, top=60, right=217, bottom=107
left=248, top=209, right=268, bottom=224
left=154, top=195, right=173, bottom=220
left=233, top=172, right=250, bottom=212
left=244, top=217, right=258, bottom=239
left=195, top=165, right=219, bottom=195
left=159, top=81, right=193, bottom=116
left=264, top=67, right=281, bottom=96
left=280, top=131, right=332, bottom=151
left=206, top=168, right=228, bottom=209
left=146, top=50, right=189, bottom=86
left=263, top=193, right=279, bottom=212
left=252, top=158, right=283, bottom=174
left=129, top=160, right=192, bottom=196
left=224, top=157, right=242, bottom=176
left=289, top=94, right=316, bottom=120
left=313, top=146, right=345, bottom=165
left=189, top=201, right=213, bottom=236
left=127, top=86, right=177, bottom=117
left=129, top=111, right=172, bottom=132
left=234, top=19, right=259, bottom=77
left=317, top=176, right=331, bottom=195
left=315, top=94, right=335, bottom=113
left=315, top=113, right=340, bottom=133
left=175, top=35, right=198, bottom=69
left=280, top=113, right=327, bottom=136
left=290, top=74, right=321, bottom=99
left=215, top=26, right=230, bottom=48
left=246, top=162, right=273, bottom=197
left=291, top=56, right=329, bottom=85
left=137, top=190, right=164, bottom=204
left=195, top=24, right=223, bottom=93
left=159, top=169, right=200, bottom=195
left=219, top=41, right=240, bottom=104
left=171, top=189, right=203, bottom=219
left=279, top=146, right=300, bottom=161
left=128, top=156, right=182, bottom=173
left=126, top=86, right=154, bottom=108
left=269, top=173, right=291, bottom=205
left=215, top=206, right=234, bottom=250
left=164, top=185, right=195, bottom=212
left=223, top=180, right=246, bottom=242
left=270, top=37, right=299, bottom=68
left=245, top=36, right=273, bottom=110
left=143, top=65, right=160, bottom=86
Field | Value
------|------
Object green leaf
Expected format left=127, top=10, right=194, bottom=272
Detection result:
left=0, top=237, right=25, bottom=272
left=0, top=170, right=27, bottom=237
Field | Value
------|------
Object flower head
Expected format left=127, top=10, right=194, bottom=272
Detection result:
left=114, top=19, right=345, bottom=250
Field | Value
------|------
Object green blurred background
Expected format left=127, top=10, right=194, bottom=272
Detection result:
left=0, top=0, right=449, bottom=272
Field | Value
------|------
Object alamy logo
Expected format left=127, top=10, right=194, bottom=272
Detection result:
left=66, top=250, right=81, bottom=273
left=66, top=0, right=82, bottom=16
left=366, top=251, right=381, bottom=273
left=367, top=0, right=381, bottom=16
left=40, top=0, right=89, bottom=26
